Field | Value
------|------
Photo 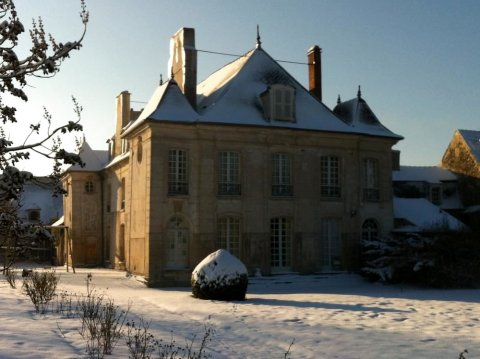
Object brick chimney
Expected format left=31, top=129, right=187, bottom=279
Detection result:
left=168, top=27, right=197, bottom=109
left=307, top=45, right=322, bottom=101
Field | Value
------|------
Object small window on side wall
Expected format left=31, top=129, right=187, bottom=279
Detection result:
left=85, top=181, right=94, bottom=193
left=260, top=84, right=296, bottom=122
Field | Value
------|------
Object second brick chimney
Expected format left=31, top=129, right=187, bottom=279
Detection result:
left=168, top=27, right=197, bottom=109
left=307, top=45, right=322, bottom=101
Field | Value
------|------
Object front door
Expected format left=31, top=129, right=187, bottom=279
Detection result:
left=166, top=216, right=189, bottom=268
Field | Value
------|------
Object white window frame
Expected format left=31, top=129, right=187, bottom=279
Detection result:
left=272, top=153, right=293, bottom=196
left=168, top=149, right=188, bottom=195
left=320, top=218, right=342, bottom=270
left=320, top=156, right=341, bottom=198
left=217, top=216, right=241, bottom=257
left=261, top=84, right=296, bottom=121
left=218, top=151, right=241, bottom=195
left=270, top=217, right=292, bottom=271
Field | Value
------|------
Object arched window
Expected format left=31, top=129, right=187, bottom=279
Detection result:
left=362, top=219, right=379, bottom=241
left=166, top=216, right=189, bottom=268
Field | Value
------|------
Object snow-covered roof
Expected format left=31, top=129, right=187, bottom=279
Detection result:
left=66, top=139, right=109, bottom=172
left=123, top=81, right=198, bottom=136
left=333, top=92, right=402, bottom=139
left=51, top=215, right=64, bottom=227
left=124, top=46, right=402, bottom=140
left=105, top=151, right=130, bottom=169
left=393, top=197, right=465, bottom=232
left=458, top=129, right=480, bottom=163
left=393, top=166, right=458, bottom=183
left=19, top=178, right=62, bottom=224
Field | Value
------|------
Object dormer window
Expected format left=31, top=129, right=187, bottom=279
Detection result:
left=261, top=84, right=296, bottom=122
left=27, top=209, right=41, bottom=222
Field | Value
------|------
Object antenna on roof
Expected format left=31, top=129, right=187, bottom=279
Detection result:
left=337, top=94, right=341, bottom=105
left=357, top=85, right=362, bottom=98
left=159, top=74, right=163, bottom=86
left=256, top=24, right=262, bottom=48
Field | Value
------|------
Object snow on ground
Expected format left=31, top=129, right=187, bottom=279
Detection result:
left=1, top=266, right=479, bottom=359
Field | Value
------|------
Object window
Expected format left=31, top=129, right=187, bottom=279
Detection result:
left=430, top=186, right=441, bottom=205
left=260, top=84, right=296, bottom=121
left=85, top=181, right=94, bottom=193
left=218, top=151, right=241, bottom=195
left=217, top=216, right=240, bottom=257
left=320, top=218, right=342, bottom=270
left=272, top=153, right=293, bottom=196
left=136, top=136, right=143, bottom=163
left=166, top=216, right=189, bottom=268
left=362, top=219, right=379, bottom=241
left=120, top=178, right=125, bottom=210
left=27, top=209, right=41, bottom=222
left=168, top=149, right=188, bottom=195
left=363, top=158, right=379, bottom=201
left=121, top=138, right=129, bottom=154
left=270, top=217, right=292, bottom=270
left=320, top=156, right=341, bottom=198
left=106, top=183, right=112, bottom=212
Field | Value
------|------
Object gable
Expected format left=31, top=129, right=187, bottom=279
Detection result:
left=442, top=130, right=480, bottom=178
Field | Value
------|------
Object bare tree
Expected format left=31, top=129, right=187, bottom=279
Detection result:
left=0, top=0, right=89, bottom=271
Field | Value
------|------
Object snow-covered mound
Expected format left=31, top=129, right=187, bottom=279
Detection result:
left=191, top=249, right=248, bottom=301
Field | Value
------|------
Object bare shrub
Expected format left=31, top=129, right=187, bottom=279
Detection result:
left=3, top=268, right=17, bottom=288
left=22, top=269, right=59, bottom=314
left=78, top=274, right=130, bottom=358
left=157, top=324, right=214, bottom=359
left=53, top=290, right=81, bottom=318
left=125, top=317, right=157, bottom=359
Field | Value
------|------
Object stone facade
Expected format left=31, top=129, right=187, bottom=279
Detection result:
left=61, top=28, right=402, bottom=286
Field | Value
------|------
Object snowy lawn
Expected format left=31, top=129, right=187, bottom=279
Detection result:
left=1, top=266, right=479, bottom=359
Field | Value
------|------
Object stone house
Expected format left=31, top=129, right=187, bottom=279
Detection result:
left=441, top=129, right=480, bottom=224
left=442, top=129, right=480, bottom=179
left=61, top=28, right=402, bottom=286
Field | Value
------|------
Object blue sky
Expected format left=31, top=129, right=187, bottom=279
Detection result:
left=9, top=0, right=480, bottom=174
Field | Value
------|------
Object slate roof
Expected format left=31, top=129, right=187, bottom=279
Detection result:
left=124, top=46, right=402, bottom=140
left=393, top=197, right=465, bottom=232
left=66, top=139, right=109, bottom=172
left=333, top=91, right=402, bottom=139
left=392, top=166, right=458, bottom=183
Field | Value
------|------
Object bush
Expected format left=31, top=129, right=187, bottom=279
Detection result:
left=125, top=318, right=157, bottom=359
left=22, top=269, right=59, bottom=314
left=361, top=230, right=480, bottom=288
left=191, top=250, right=249, bottom=301
left=3, top=267, right=17, bottom=289
left=192, top=274, right=248, bottom=301
left=78, top=274, right=130, bottom=358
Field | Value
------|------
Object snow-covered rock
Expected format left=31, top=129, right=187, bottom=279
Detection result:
left=191, top=249, right=248, bottom=301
